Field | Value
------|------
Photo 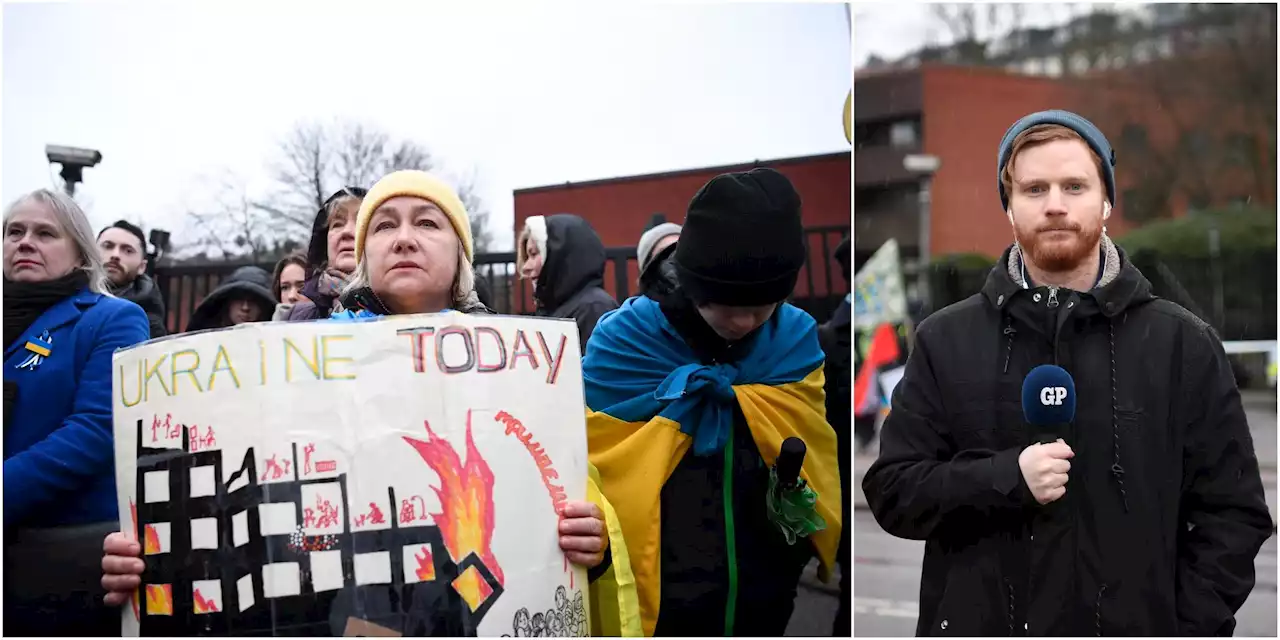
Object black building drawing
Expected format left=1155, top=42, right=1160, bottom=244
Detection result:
left=132, top=419, right=504, bottom=637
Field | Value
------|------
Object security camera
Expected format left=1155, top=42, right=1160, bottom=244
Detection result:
left=45, top=145, right=102, bottom=168
left=149, top=229, right=171, bottom=253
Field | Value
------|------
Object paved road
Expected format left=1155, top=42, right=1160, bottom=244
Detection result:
left=853, top=511, right=1278, bottom=637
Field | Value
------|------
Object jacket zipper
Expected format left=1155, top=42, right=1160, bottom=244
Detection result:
left=722, top=426, right=738, bottom=636
left=1027, top=285, right=1065, bottom=636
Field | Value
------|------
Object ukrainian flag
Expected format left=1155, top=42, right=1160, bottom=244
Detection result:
left=583, top=296, right=842, bottom=636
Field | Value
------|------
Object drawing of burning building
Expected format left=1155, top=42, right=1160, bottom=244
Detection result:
left=131, top=418, right=503, bottom=636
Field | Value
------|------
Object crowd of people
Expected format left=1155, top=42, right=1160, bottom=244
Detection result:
left=4, top=167, right=853, bottom=636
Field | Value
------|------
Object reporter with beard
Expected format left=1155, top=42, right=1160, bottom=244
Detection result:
left=862, top=111, right=1271, bottom=636
left=97, top=220, right=167, bottom=339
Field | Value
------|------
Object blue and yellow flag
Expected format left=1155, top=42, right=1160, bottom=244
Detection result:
left=583, top=296, right=842, bottom=636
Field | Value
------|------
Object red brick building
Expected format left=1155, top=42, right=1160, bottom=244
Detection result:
left=855, top=63, right=1274, bottom=264
left=512, top=152, right=851, bottom=308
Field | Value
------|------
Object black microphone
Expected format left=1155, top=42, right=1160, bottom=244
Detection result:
left=775, top=437, right=806, bottom=490
left=1021, top=365, right=1077, bottom=445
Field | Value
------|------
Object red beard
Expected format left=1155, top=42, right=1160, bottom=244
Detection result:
left=1014, top=219, right=1102, bottom=273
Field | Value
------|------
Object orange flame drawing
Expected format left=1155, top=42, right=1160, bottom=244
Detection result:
left=145, top=584, right=173, bottom=616
left=143, top=524, right=163, bottom=555
left=403, top=412, right=502, bottom=611
left=193, top=588, right=219, bottom=614
left=414, top=546, right=436, bottom=581
left=129, top=501, right=140, bottom=621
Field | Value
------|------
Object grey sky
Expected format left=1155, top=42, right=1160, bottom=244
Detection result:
left=2, top=1, right=851, bottom=253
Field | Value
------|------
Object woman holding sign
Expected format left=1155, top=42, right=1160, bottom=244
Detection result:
left=4, top=188, right=151, bottom=635
left=101, top=170, right=641, bottom=636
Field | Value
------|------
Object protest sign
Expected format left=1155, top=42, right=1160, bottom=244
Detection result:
left=113, top=313, right=590, bottom=637
left=853, top=239, right=908, bottom=330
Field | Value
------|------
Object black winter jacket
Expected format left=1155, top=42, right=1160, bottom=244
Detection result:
left=534, top=215, right=618, bottom=353
left=111, top=273, right=167, bottom=339
left=862, top=238, right=1272, bottom=637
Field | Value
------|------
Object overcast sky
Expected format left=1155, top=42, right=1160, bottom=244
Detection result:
left=854, top=2, right=1147, bottom=67
left=2, top=1, right=851, bottom=253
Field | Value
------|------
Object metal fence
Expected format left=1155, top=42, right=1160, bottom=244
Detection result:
left=155, top=225, right=850, bottom=334
left=927, top=251, right=1277, bottom=342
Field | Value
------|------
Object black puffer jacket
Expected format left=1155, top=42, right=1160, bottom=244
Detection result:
left=534, top=215, right=618, bottom=352
left=862, top=238, right=1271, bottom=636
left=111, top=273, right=167, bottom=339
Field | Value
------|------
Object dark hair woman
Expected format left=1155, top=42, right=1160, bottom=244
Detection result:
left=270, top=251, right=309, bottom=320
left=3, top=189, right=151, bottom=636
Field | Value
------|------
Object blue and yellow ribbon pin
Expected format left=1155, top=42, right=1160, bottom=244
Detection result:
left=18, top=332, right=53, bottom=370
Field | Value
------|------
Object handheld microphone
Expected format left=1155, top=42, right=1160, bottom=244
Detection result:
left=775, top=437, right=807, bottom=490
left=1021, top=365, right=1076, bottom=445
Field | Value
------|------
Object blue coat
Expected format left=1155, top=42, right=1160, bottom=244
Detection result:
left=4, top=288, right=149, bottom=528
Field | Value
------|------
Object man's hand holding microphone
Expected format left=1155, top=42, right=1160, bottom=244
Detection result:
left=1020, top=365, right=1076, bottom=505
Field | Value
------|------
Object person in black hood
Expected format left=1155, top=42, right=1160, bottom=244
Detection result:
left=185, top=266, right=276, bottom=332
left=97, top=220, right=167, bottom=338
left=862, top=110, right=1271, bottom=636
left=516, top=214, right=618, bottom=351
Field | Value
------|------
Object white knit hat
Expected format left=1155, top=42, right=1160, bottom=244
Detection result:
left=636, top=222, right=681, bottom=277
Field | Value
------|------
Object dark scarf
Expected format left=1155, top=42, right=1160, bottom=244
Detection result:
left=3, top=271, right=89, bottom=351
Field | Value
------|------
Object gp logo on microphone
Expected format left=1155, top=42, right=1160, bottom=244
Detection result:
left=1040, top=386, right=1068, bottom=406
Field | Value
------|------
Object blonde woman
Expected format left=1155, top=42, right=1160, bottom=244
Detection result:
left=4, top=189, right=150, bottom=635
left=100, top=171, right=642, bottom=636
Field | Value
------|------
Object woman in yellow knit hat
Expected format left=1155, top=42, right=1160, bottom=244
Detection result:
left=98, top=170, right=641, bottom=636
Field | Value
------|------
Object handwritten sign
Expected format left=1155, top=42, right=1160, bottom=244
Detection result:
left=113, top=313, right=590, bottom=637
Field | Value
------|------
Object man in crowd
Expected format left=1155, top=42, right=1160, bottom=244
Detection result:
left=583, top=168, right=841, bottom=636
left=862, top=110, right=1271, bottom=635
left=97, top=220, right=166, bottom=338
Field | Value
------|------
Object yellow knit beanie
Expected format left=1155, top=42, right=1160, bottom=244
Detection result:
left=354, top=170, right=474, bottom=263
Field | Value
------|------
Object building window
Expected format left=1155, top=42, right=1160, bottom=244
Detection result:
left=1070, top=52, right=1092, bottom=75
left=856, top=118, right=920, bottom=149
left=1180, top=130, right=1212, bottom=158
left=889, top=120, right=920, bottom=148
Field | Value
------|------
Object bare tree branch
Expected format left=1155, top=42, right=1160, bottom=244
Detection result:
left=180, top=120, right=494, bottom=261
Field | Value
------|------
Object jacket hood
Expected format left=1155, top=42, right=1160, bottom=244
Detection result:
left=186, top=266, right=277, bottom=332
left=535, top=214, right=607, bottom=311
left=308, top=187, right=368, bottom=271
left=110, top=273, right=165, bottom=317
left=981, top=234, right=1155, bottom=318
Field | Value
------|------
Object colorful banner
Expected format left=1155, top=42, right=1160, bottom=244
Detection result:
left=852, top=239, right=909, bottom=330
left=113, top=314, right=590, bottom=637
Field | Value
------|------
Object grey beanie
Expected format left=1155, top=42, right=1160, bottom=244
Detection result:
left=997, top=110, right=1116, bottom=211
left=637, top=222, right=682, bottom=276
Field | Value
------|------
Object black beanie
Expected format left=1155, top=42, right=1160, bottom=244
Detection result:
left=674, top=168, right=805, bottom=306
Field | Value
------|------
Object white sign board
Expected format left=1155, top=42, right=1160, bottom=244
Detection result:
left=853, top=239, right=909, bottom=330
left=113, top=313, right=589, bottom=637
